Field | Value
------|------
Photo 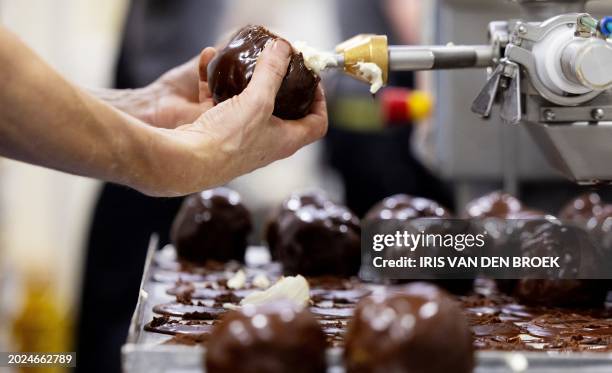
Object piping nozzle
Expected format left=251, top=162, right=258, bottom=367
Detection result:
left=335, top=34, right=389, bottom=86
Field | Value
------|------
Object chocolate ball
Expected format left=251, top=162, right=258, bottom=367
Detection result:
left=265, top=190, right=330, bottom=259
left=205, top=25, right=319, bottom=120
left=465, top=192, right=545, bottom=276
left=171, top=187, right=252, bottom=264
left=559, top=192, right=604, bottom=229
left=504, top=219, right=609, bottom=307
left=206, top=302, right=327, bottom=373
left=589, top=205, right=612, bottom=249
left=345, top=282, right=474, bottom=373
left=273, top=193, right=361, bottom=277
left=364, top=194, right=451, bottom=221
left=364, top=195, right=474, bottom=294
left=464, top=191, right=524, bottom=219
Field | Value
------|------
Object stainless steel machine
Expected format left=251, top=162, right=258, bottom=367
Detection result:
left=333, top=0, right=612, bottom=205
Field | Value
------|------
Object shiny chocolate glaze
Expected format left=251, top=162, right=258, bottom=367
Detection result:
left=590, top=205, right=612, bottom=250
left=559, top=192, right=604, bottom=229
left=171, top=187, right=252, bottom=264
left=265, top=190, right=331, bottom=259
left=464, top=191, right=524, bottom=219
left=364, top=194, right=451, bottom=221
left=205, top=302, right=327, bottom=373
left=206, top=25, right=319, bottom=120
left=498, top=219, right=610, bottom=307
left=271, top=192, right=361, bottom=277
left=364, top=194, right=475, bottom=294
left=345, top=282, right=474, bottom=373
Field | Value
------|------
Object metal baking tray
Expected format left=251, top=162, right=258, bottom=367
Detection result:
left=122, top=235, right=612, bottom=373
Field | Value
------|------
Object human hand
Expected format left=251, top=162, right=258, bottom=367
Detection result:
left=137, top=40, right=328, bottom=197
left=143, top=57, right=212, bottom=128
left=93, top=57, right=210, bottom=129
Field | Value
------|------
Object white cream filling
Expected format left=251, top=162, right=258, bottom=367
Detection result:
left=293, top=41, right=337, bottom=75
left=227, top=269, right=246, bottom=290
left=252, top=273, right=271, bottom=289
left=356, top=62, right=384, bottom=94
left=239, top=275, right=310, bottom=309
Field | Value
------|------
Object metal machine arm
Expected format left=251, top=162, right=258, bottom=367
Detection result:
left=332, top=0, right=612, bottom=184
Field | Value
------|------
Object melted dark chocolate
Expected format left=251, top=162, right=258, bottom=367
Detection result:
left=559, top=192, right=604, bottom=228
left=167, top=285, right=254, bottom=301
left=144, top=317, right=214, bottom=336
left=465, top=191, right=525, bottom=219
left=462, top=282, right=612, bottom=352
left=364, top=194, right=451, bottom=221
left=310, top=306, right=355, bottom=319
left=170, top=187, right=252, bottom=265
left=206, top=25, right=319, bottom=120
left=153, top=303, right=225, bottom=320
left=310, top=288, right=371, bottom=304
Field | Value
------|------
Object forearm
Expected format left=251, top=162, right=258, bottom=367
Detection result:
left=0, top=27, right=164, bottom=191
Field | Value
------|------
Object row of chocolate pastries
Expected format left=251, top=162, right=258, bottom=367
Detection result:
left=152, top=282, right=474, bottom=373
left=167, top=189, right=472, bottom=372
left=171, top=188, right=612, bottom=307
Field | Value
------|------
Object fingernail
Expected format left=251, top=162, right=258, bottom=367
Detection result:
left=272, top=39, right=291, bottom=56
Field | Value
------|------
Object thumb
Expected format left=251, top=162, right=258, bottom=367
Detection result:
left=243, top=39, right=292, bottom=110
left=198, top=47, right=217, bottom=83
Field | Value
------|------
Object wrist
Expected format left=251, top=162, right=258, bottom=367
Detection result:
left=124, top=126, right=220, bottom=197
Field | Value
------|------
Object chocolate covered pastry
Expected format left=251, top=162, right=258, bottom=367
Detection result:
left=265, top=190, right=331, bottom=259
left=589, top=205, right=612, bottom=251
left=559, top=192, right=604, bottom=228
left=205, top=25, right=319, bottom=120
left=364, top=194, right=451, bottom=221
left=365, top=194, right=474, bottom=294
left=344, top=282, right=474, bottom=373
left=205, top=302, right=327, bottom=373
left=171, top=187, right=252, bottom=264
left=271, top=192, right=361, bottom=277
left=143, top=191, right=612, bottom=364
left=499, top=219, right=610, bottom=307
left=465, top=191, right=526, bottom=219
left=465, top=192, right=545, bottom=283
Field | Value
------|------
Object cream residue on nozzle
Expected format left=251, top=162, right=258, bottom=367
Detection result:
left=356, top=62, right=383, bottom=94
left=292, top=41, right=338, bottom=75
